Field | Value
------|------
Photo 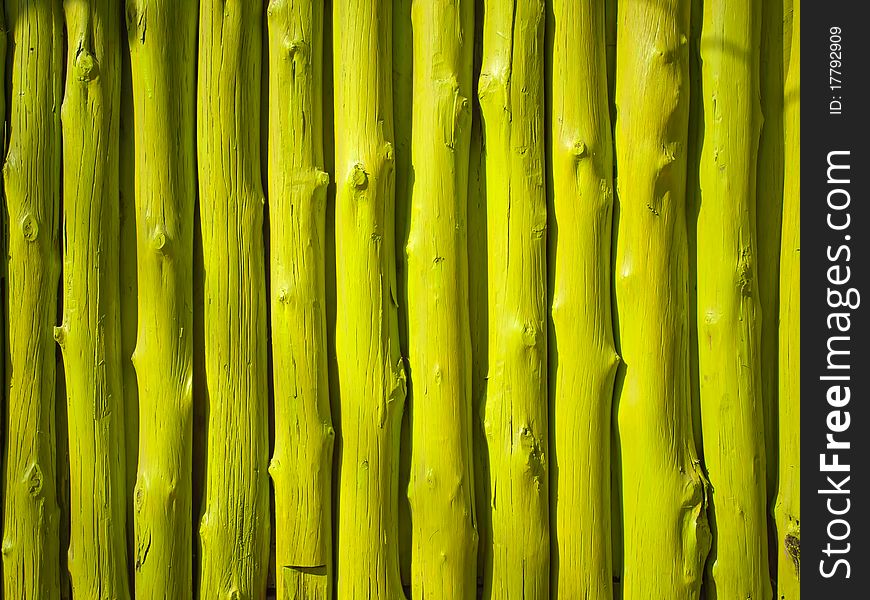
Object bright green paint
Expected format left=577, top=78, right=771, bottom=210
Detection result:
left=127, top=1, right=197, bottom=596
left=266, top=0, right=334, bottom=598
left=2, top=1, right=63, bottom=596
left=58, top=1, right=130, bottom=597
left=613, top=1, right=711, bottom=598
left=196, top=1, right=271, bottom=597
left=548, top=1, right=618, bottom=598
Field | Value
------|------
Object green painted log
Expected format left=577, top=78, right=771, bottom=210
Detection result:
left=613, top=0, right=710, bottom=598
left=405, top=1, right=477, bottom=598
left=1, top=1, right=63, bottom=596
left=333, top=0, right=406, bottom=597
left=265, top=1, right=334, bottom=598
left=57, top=1, right=130, bottom=597
left=774, top=0, right=800, bottom=595
left=197, top=0, right=271, bottom=597
left=478, top=1, right=549, bottom=597
left=548, top=1, right=618, bottom=599
left=696, top=1, right=771, bottom=598
left=126, top=1, right=197, bottom=596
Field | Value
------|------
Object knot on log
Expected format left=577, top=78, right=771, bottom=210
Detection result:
left=21, top=213, right=39, bottom=242
left=27, top=463, right=43, bottom=497
left=75, top=49, right=99, bottom=82
left=350, top=163, right=368, bottom=190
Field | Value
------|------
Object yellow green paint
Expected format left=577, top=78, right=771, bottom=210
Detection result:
left=266, top=0, right=335, bottom=598
left=2, top=1, right=63, bottom=596
left=548, top=1, right=619, bottom=598
left=613, top=0, right=711, bottom=598
left=126, top=1, right=197, bottom=596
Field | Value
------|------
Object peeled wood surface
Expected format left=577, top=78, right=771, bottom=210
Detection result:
left=126, top=1, right=197, bottom=596
left=405, top=1, right=477, bottom=598
left=478, top=1, right=549, bottom=598
left=696, top=1, right=770, bottom=597
left=197, top=0, right=271, bottom=597
left=2, top=1, right=63, bottom=596
left=58, top=1, right=130, bottom=597
left=548, top=1, right=618, bottom=598
left=266, top=0, right=334, bottom=598
left=0, top=3, right=801, bottom=598
left=613, top=0, right=710, bottom=598
left=332, top=0, right=407, bottom=597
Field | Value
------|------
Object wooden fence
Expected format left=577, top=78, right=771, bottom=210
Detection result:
left=0, top=0, right=799, bottom=599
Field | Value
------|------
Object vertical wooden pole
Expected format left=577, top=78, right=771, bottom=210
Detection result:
left=197, top=0, right=271, bottom=597
left=126, top=1, right=197, bottom=596
left=613, top=0, right=711, bottom=597
left=405, top=1, right=478, bottom=598
left=548, top=1, right=619, bottom=598
left=266, top=0, right=335, bottom=597
left=58, top=0, right=130, bottom=596
left=1, top=1, right=63, bottom=596
left=333, top=0, right=407, bottom=597
left=478, top=1, right=549, bottom=597
left=696, top=0, right=771, bottom=597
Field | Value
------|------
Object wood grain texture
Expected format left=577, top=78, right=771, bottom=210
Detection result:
left=1, top=1, right=63, bottom=596
left=696, top=0, right=771, bottom=597
left=58, top=0, right=130, bottom=596
left=405, top=1, right=478, bottom=598
left=266, top=0, right=335, bottom=598
left=126, top=1, right=198, bottom=596
left=332, top=0, right=407, bottom=597
left=547, top=1, right=619, bottom=598
left=613, top=0, right=710, bottom=598
left=197, top=0, right=271, bottom=597
left=478, top=1, right=549, bottom=598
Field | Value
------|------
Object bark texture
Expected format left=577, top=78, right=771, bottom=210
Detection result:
left=197, top=1, right=271, bottom=597
left=58, top=1, right=130, bottom=597
left=696, top=1, right=771, bottom=597
left=126, top=1, right=197, bottom=596
left=332, top=0, right=407, bottom=597
left=478, top=1, right=549, bottom=598
left=1, top=1, right=63, bottom=596
left=405, top=1, right=478, bottom=598
left=266, top=0, right=334, bottom=598
left=548, top=1, right=618, bottom=598
left=613, top=0, right=711, bottom=598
